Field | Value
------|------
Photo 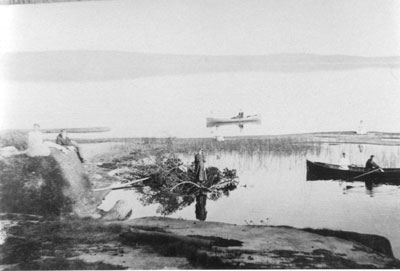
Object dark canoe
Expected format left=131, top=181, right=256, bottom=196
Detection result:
left=306, top=160, right=400, bottom=184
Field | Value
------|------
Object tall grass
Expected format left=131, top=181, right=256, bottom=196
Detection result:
left=78, top=136, right=321, bottom=156
left=171, top=137, right=320, bottom=156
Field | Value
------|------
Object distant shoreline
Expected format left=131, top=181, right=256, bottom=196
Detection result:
left=3, top=51, right=400, bottom=82
left=73, top=131, right=400, bottom=146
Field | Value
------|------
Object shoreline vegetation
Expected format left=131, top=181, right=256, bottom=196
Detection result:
left=4, top=129, right=400, bottom=153
left=1, top=131, right=400, bottom=269
left=74, top=131, right=400, bottom=151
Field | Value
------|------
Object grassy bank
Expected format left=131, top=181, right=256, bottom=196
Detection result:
left=0, top=217, right=125, bottom=270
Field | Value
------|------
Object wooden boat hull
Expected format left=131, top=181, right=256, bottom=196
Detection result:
left=306, top=160, right=400, bottom=184
left=206, top=115, right=261, bottom=127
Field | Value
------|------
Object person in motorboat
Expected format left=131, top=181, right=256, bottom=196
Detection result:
left=365, top=155, right=384, bottom=172
left=339, top=152, right=350, bottom=170
left=232, top=110, right=244, bottom=119
left=56, top=129, right=86, bottom=163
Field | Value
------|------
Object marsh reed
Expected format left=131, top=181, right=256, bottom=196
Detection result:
left=172, top=137, right=320, bottom=156
left=76, top=136, right=321, bottom=156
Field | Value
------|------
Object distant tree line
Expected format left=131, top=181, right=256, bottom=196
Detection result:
left=0, top=0, right=102, bottom=4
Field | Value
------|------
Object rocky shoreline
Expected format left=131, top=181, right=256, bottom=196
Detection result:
left=1, top=214, right=399, bottom=270
left=118, top=216, right=400, bottom=269
left=1, top=143, right=400, bottom=269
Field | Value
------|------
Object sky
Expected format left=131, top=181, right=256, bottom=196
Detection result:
left=1, top=0, right=400, bottom=55
left=1, top=0, right=400, bottom=137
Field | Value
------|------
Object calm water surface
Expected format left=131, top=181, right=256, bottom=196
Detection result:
left=99, top=143, right=400, bottom=258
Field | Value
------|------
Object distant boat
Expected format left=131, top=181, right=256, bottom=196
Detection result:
left=306, top=160, right=400, bottom=184
left=206, top=114, right=261, bottom=128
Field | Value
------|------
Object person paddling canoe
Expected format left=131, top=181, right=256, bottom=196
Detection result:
left=365, top=155, right=384, bottom=172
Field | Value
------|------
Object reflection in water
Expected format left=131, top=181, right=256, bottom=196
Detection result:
left=100, top=143, right=400, bottom=258
left=129, top=155, right=239, bottom=221
left=179, top=143, right=400, bottom=258
left=365, top=179, right=374, bottom=197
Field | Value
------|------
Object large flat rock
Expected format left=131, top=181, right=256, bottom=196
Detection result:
left=120, top=216, right=400, bottom=268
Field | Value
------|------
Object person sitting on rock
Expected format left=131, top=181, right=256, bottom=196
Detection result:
left=56, top=129, right=86, bottom=163
left=26, top=123, right=67, bottom=157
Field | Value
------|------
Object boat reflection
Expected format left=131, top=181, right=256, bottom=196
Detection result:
left=341, top=180, right=375, bottom=197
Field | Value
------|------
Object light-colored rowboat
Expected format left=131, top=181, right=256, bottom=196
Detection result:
left=206, top=114, right=261, bottom=127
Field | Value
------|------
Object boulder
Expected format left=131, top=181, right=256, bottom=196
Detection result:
left=50, top=149, right=96, bottom=217
left=0, top=149, right=96, bottom=217
left=101, top=200, right=132, bottom=221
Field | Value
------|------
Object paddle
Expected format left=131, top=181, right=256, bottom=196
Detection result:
left=344, top=167, right=383, bottom=182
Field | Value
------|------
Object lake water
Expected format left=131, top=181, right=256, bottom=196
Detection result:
left=3, top=0, right=400, bottom=259
left=98, top=142, right=400, bottom=258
